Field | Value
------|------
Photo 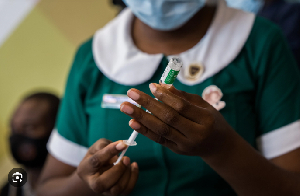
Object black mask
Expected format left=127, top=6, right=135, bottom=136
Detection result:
left=9, top=134, right=49, bottom=169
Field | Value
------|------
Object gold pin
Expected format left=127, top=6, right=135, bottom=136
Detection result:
left=185, top=63, right=204, bottom=81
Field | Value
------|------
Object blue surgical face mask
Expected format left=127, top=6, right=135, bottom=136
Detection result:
left=123, top=0, right=207, bottom=31
left=226, top=0, right=264, bottom=14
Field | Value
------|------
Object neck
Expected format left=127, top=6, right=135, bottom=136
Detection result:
left=132, top=6, right=217, bottom=56
left=26, top=167, right=42, bottom=190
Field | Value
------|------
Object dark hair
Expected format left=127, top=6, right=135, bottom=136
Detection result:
left=23, top=92, right=60, bottom=126
left=112, top=0, right=127, bottom=9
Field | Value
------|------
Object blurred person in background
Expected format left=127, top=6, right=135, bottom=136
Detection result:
left=0, top=92, right=60, bottom=196
left=37, top=0, right=300, bottom=195
left=227, top=0, right=300, bottom=68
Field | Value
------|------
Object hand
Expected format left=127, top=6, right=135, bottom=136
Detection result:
left=120, top=83, right=234, bottom=157
left=76, top=139, right=139, bottom=196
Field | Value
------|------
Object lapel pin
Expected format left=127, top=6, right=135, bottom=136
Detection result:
left=185, top=63, right=204, bottom=81
left=202, top=85, right=226, bottom=111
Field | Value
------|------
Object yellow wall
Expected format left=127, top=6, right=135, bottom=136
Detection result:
left=0, top=0, right=118, bottom=185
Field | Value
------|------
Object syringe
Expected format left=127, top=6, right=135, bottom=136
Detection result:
left=114, top=57, right=183, bottom=165
left=114, top=129, right=138, bottom=165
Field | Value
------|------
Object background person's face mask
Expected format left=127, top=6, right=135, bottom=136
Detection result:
left=226, top=0, right=265, bottom=14
left=123, top=0, right=206, bottom=31
left=9, top=134, right=49, bottom=169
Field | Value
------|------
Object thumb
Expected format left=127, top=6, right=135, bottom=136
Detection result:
left=88, top=141, right=127, bottom=170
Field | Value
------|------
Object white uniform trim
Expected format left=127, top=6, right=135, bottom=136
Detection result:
left=176, top=0, right=254, bottom=85
left=92, top=0, right=255, bottom=86
left=92, top=8, right=163, bottom=86
left=47, top=129, right=88, bottom=167
left=256, top=120, right=300, bottom=159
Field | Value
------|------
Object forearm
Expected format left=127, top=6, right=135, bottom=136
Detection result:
left=203, top=129, right=300, bottom=196
left=36, top=171, right=97, bottom=196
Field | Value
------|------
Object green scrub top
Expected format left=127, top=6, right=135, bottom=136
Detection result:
left=52, top=17, right=300, bottom=196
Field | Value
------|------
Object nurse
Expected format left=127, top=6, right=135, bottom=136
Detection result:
left=37, top=0, right=300, bottom=195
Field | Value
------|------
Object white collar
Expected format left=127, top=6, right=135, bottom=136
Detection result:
left=92, top=0, right=255, bottom=86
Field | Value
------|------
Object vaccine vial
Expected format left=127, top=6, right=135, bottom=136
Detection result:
left=160, top=57, right=183, bottom=85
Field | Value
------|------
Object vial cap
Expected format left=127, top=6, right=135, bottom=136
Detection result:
left=168, top=57, right=183, bottom=70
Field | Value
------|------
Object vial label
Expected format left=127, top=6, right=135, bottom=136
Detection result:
left=161, top=66, right=180, bottom=84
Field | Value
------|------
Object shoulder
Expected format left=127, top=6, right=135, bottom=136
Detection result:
left=66, top=37, right=103, bottom=91
left=72, top=37, right=98, bottom=74
left=249, top=16, right=283, bottom=42
left=74, top=38, right=94, bottom=67
left=77, top=38, right=93, bottom=55
left=245, top=16, right=286, bottom=58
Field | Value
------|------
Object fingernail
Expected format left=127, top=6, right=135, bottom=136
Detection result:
left=161, top=83, right=172, bottom=89
left=149, top=83, right=157, bottom=92
left=132, top=162, right=138, bottom=170
left=123, top=157, right=130, bottom=166
left=129, top=120, right=141, bottom=130
left=127, top=89, right=140, bottom=101
left=116, top=142, right=127, bottom=150
left=120, top=104, right=134, bottom=114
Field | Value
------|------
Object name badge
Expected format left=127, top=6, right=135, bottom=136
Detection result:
left=101, top=94, right=137, bottom=109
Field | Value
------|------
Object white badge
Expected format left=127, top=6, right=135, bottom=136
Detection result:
left=101, top=94, right=137, bottom=109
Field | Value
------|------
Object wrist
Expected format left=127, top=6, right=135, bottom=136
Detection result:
left=72, top=169, right=88, bottom=188
left=71, top=170, right=97, bottom=195
left=199, top=125, right=240, bottom=164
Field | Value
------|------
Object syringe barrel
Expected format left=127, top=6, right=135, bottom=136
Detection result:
left=128, top=130, right=138, bottom=144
